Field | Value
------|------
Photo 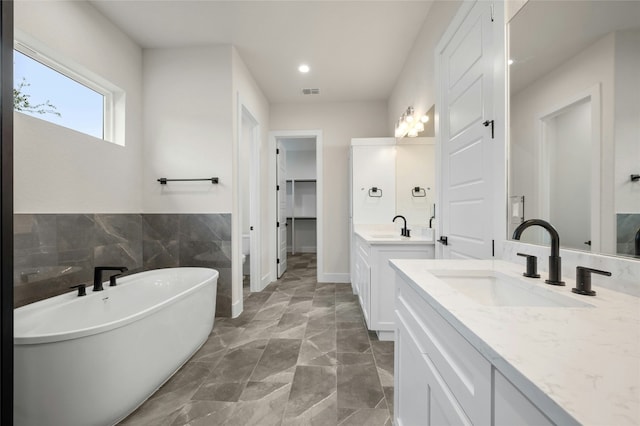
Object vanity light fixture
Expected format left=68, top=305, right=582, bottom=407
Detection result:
left=395, top=106, right=429, bottom=138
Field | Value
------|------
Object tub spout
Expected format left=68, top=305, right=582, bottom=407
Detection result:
left=94, top=266, right=128, bottom=291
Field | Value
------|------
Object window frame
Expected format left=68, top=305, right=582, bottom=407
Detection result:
left=13, top=40, right=116, bottom=143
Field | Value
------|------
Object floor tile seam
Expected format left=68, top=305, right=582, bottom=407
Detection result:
left=222, top=340, right=270, bottom=385
left=188, top=358, right=227, bottom=373
left=368, top=338, right=394, bottom=420
left=278, top=376, right=297, bottom=426
left=189, top=379, right=250, bottom=405
left=283, top=387, right=339, bottom=422
left=246, top=336, right=296, bottom=385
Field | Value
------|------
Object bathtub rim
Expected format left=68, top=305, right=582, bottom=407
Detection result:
left=14, top=267, right=219, bottom=345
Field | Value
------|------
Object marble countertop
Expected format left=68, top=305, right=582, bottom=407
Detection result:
left=389, top=259, right=640, bottom=426
left=354, top=224, right=435, bottom=245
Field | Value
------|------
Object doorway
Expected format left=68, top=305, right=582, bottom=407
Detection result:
left=269, top=130, right=323, bottom=283
left=538, top=86, right=601, bottom=251
left=234, top=103, right=261, bottom=317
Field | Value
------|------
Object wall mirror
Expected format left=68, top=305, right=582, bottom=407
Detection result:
left=395, top=139, right=436, bottom=227
left=508, top=0, right=640, bottom=259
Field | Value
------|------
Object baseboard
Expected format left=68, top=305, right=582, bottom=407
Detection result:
left=318, top=272, right=350, bottom=283
left=261, top=273, right=272, bottom=291
left=231, top=299, right=243, bottom=318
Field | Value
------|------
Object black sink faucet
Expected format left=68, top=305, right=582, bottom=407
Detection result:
left=393, top=215, right=408, bottom=237
left=93, top=266, right=128, bottom=291
left=512, top=219, right=565, bottom=286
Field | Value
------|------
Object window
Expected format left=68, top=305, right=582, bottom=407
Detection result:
left=13, top=43, right=116, bottom=142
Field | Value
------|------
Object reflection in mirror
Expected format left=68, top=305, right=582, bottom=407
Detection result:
left=508, top=0, right=640, bottom=259
left=396, top=140, right=436, bottom=227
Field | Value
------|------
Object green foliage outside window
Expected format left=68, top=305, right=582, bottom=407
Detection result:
left=13, top=77, right=60, bottom=117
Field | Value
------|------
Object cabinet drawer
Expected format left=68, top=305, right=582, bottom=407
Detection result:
left=396, top=313, right=472, bottom=426
left=396, top=276, right=491, bottom=424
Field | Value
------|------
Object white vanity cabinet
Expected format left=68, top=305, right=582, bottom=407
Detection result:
left=353, top=235, right=371, bottom=325
left=394, top=273, right=555, bottom=426
left=354, top=233, right=434, bottom=341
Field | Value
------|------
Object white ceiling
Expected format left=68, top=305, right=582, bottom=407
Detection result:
left=90, top=0, right=435, bottom=104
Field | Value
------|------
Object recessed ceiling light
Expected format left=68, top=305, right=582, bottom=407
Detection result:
left=298, top=64, right=310, bottom=73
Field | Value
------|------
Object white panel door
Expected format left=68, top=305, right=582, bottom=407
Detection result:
left=439, top=1, right=496, bottom=259
left=277, top=142, right=287, bottom=277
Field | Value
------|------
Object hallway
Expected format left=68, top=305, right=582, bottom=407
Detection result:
left=121, top=253, right=394, bottom=425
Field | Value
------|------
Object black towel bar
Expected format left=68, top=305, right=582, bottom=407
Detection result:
left=158, top=177, right=219, bottom=185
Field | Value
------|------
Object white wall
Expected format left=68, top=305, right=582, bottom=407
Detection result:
left=614, top=30, right=640, bottom=214
left=286, top=150, right=316, bottom=180
left=270, top=101, right=388, bottom=275
left=396, top=141, right=436, bottom=227
left=231, top=46, right=270, bottom=306
left=510, top=34, right=615, bottom=250
left=387, top=0, right=462, bottom=133
left=14, top=0, right=143, bottom=213
left=142, top=46, right=233, bottom=213
left=240, top=117, right=252, bottom=232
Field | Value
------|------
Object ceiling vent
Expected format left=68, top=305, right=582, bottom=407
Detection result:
left=302, top=88, right=320, bottom=95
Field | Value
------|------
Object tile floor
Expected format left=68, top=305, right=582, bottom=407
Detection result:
left=120, top=253, right=394, bottom=425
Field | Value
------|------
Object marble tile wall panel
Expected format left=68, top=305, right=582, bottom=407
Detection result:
left=143, top=214, right=180, bottom=269
left=178, top=214, right=232, bottom=317
left=13, top=213, right=233, bottom=317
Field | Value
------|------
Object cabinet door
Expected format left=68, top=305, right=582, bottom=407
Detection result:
left=360, top=254, right=371, bottom=328
left=494, top=370, right=554, bottom=426
left=395, top=313, right=472, bottom=426
left=371, top=246, right=431, bottom=333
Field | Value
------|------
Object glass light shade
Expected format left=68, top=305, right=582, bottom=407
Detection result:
left=420, top=114, right=429, bottom=123
left=407, top=128, right=418, bottom=137
left=415, top=122, right=425, bottom=132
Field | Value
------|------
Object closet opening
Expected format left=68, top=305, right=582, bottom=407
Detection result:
left=270, top=130, right=323, bottom=283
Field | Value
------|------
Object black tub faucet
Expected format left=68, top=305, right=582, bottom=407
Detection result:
left=93, top=266, right=128, bottom=291
left=512, top=219, right=565, bottom=286
left=393, top=215, right=409, bottom=237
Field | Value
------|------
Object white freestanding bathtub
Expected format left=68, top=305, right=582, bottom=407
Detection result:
left=14, top=267, right=218, bottom=426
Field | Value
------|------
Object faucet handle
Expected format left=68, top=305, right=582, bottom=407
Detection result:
left=109, top=273, right=123, bottom=287
left=572, top=266, right=611, bottom=296
left=69, top=284, right=87, bottom=297
left=516, top=253, right=540, bottom=278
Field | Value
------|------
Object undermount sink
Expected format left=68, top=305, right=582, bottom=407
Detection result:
left=430, top=269, right=593, bottom=308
